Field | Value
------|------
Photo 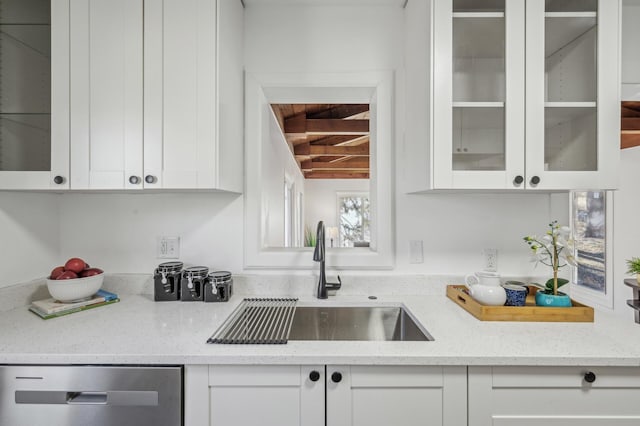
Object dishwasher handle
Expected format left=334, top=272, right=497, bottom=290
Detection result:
left=67, top=391, right=107, bottom=405
left=15, top=390, right=158, bottom=406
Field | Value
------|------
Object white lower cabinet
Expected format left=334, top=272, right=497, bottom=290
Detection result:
left=469, top=366, right=640, bottom=426
left=184, top=365, right=466, bottom=426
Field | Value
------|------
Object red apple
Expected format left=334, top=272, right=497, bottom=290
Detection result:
left=64, top=257, right=87, bottom=274
left=80, top=268, right=103, bottom=278
left=50, top=266, right=65, bottom=280
left=57, top=271, right=78, bottom=280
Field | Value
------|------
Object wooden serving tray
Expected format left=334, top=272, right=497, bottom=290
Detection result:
left=446, top=285, right=594, bottom=322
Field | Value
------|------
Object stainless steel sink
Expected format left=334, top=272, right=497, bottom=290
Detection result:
left=288, top=305, right=433, bottom=341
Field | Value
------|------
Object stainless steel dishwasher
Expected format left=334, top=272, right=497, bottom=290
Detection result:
left=0, top=365, right=182, bottom=426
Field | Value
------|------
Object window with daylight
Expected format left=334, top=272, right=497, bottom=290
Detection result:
left=571, top=190, right=612, bottom=308
left=338, top=193, right=370, bottom=248
left=284, top=180, right=294, bottom=248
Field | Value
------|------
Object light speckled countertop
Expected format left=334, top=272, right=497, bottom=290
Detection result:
left=1, top=274, right=639, bottom=366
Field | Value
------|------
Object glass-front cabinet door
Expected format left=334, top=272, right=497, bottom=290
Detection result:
left=0, top=0, right=69, bottom=189
left=433, top=0, right=525, bottom=189
left=525, top=0, right=619, bottom=190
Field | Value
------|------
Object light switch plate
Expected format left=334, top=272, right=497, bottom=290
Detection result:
left=409, top=240, right=424, bottom=264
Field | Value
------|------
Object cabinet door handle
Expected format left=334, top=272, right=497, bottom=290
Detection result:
left=584, top=371, right=596, bottom=383
left=309, top=370, right=320, bottom=382
left=145, top=175, right=157, bottom=184
left=513, top=175, right=524, bottom=185
left=129, top=175, right=141, bottom=185
left=331, top=372, right=342, bottom=383
left=530, top=176, right=541, bottom=185
left=53, top=176, right=65, bottom=185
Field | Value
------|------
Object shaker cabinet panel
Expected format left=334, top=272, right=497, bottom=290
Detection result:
left=0, top=0, right=70, bottom=189
left=208, top=365, right=324, bottom=426
left=0, top=0, right=243, bottom=191
left=469, top=366, right=640, bottom=426
left=201, top=365, right=465, bottom=426
left=144, top=0, right=243, bottom=191
left=327, top=365, right=466, bottom=426
left=69, top=0, right=143, bottom=190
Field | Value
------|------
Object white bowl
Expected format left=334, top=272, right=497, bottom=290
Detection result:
left=46, top=273, right=104, bottom=302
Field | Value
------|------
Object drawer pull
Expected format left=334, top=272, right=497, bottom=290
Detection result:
left=584, top=371, right=596, bottom=383
left=309, top=371, right=320, bottom=382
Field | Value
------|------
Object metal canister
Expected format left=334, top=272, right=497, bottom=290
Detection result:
left=204, top=271, right=233, bottom=303
left=180, top=266, right=209, bottom=302
left=154, top=261, right=184, bottom=301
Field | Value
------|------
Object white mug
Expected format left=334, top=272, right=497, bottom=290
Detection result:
left=465, top=271, right=501, bottom=287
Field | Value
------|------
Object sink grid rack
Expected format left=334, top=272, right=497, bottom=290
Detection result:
left=207, top=298, right=298, bottom=344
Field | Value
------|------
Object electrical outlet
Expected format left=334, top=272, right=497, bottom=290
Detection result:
left=484, top=248, right=498, bottom=272
left=157, top=236, right=180, bottom=259
left=409, top=240, right=424, bottom=264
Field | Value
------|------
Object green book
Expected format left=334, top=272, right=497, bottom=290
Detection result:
left=29, top=298, right=120, bottom=320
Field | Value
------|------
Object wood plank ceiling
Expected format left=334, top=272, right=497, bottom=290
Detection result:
left=622, top=101, right=640, bottom=149
left=271, top=104, right=370, bottom=179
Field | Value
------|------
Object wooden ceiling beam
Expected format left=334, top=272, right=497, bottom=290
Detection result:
left=294, top=143, right=370, bottom=157
left=622, top=131, right=640, bottom=150
left=305, top=171, right=370, bottom=179
left=301, top=159, right=370, bottom=171
left=307, top=104, right=369, bottom=119
left=284, top=115, right=369, bottom=135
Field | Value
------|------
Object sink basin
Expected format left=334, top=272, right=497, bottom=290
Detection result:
left=288, top=305, right=433, bottom=341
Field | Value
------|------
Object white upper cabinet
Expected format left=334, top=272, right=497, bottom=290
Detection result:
left=406, top=0, right=620, bottom=191
left=0, top=0, right=70, bottom=190
left=143, top=0, right=243, bottom=191
left=525, top=0, right=619, bottom=190
left=69, top=0, right=143, bottom=190
left=68, top=0, right=243, bottom=191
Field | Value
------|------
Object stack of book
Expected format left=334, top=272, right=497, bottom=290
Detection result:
left=29, top=289, right=120, bottom=319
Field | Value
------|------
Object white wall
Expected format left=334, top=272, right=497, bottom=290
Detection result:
left=613, top=147, right=640, bottom=319
left=58, top=192, right=243, bottom=274
left=262, top=108, right=305, bottom=247
left=0, top=193, right=59, bottom=288
left=304, top=179, right=369, bottom=234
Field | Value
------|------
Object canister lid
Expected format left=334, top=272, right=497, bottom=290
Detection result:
left=208, top=271, right=232, bottom=282
left=157, top=261, right=183, bottom=273
left=183, top=266, right=209, bottom=278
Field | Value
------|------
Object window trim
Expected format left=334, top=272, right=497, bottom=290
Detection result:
left=569, top=190, right=614, bottom=310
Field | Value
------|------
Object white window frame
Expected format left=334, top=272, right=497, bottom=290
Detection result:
left=569, top=190, right=614, bottom=310
left=244, top=71, right=394, bottom=269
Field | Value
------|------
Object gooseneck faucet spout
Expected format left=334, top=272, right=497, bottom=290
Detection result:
left=313, top=221, right=341, bottom=299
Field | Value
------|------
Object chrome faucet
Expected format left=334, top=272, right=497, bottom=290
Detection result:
left=313, top=221, right=342, bottom=299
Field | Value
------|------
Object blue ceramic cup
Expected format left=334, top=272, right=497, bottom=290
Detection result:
left=503, top=284, right=528, bottom=306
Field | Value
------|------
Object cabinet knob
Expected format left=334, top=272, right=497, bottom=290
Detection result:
left=331, top=372, right=342, bottom=383
left=584, top=371, right=596, bottom=383
left=513, top=175, right=524, bottom=185
left=309, top=371, right=320, bottom=382
left=129, top=175, right=141, bottom=185
left=530, top=176, right=541, bottom=185
left=145, top=175, right=157, bottom=184
left=53, top=175, right=64, bottom=185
